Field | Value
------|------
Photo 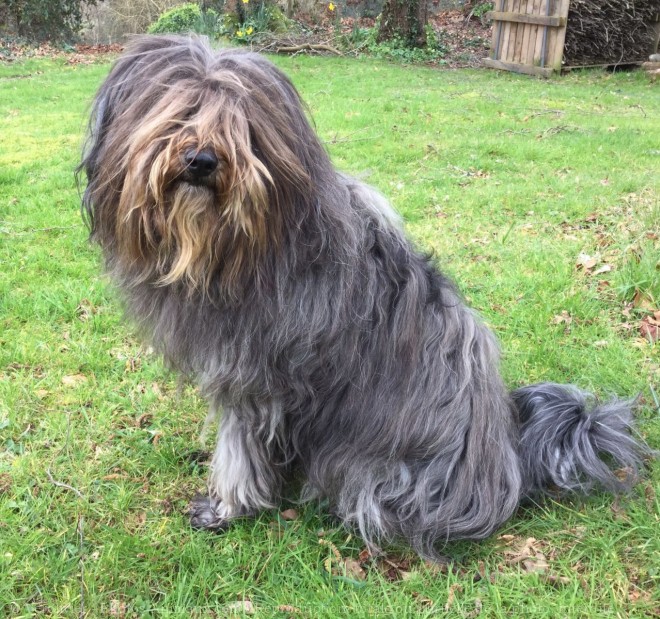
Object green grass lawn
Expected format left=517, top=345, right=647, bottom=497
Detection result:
left=0, top=52, right=659, bottom=618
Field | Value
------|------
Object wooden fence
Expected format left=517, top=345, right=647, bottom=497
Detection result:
left=483, top=0, right=570, bottom=77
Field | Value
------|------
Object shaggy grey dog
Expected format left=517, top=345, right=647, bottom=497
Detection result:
left=80, top=35, right=646, bottom=558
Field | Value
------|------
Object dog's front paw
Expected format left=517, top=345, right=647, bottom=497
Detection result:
left=189, top=494, right=231, bottom=531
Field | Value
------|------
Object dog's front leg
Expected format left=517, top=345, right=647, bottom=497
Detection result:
left=189, top=405, right=284, bottom=531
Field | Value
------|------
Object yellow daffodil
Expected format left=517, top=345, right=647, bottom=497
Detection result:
left=328, top=2, right=335, bottom=10
left=246, top=26, right=253, bottom=35
left=242, top=0, right=249, bottom=3
left=236, top=30, right=244, bottom=37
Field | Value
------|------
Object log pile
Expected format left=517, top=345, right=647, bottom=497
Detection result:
left=563, top=0, right=659, bottom=66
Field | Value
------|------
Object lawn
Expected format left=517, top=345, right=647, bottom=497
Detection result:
left=0, top=50, right=659, bottom=618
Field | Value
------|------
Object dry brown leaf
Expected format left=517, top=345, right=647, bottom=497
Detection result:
left=76, top=298, right=97, bottom=321
left=498, top=534, right=516, bottom=544
left=592, top=264, right=613, bottom=276
left=109, top=599, right=127, bottom=618
left=411, top=591, right=434, bottom=609
left=358, top=547, right=372, bottom=563
left=552, top=311, right=572, bottom=325
left=342, top=557, right=367, bottom=580
left=135, top=413, right=152, bottom=428
left=277, top=605, right=301, bottom=614
left=542, top=573, right=572, bottom=587
left=597, top=280, right=611, bottom=292
left=0, top=473, right=12, bottom=494
left=225, top=600, right=255, bottom=615
left=376, top=553, right=415, bottom=582
left=279, top=508, right=299, bottom=521
left=576, top=252, right=598, bottom=271
left=62, top=373, right=87, bottom=386
left=640, top=317, right=660, bottom=343
left=522, top=554, right=549, bottom=574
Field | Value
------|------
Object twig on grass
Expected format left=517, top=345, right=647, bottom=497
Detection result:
left=46, top=467, right=84, bottom=498
left=275, top=43, right=342, bottom=56
left=2, top=225, right=79, bottom=236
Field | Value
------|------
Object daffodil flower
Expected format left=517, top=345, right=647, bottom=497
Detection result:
left=328, top=2, right=335, bottom=10
left=236, top=30, right=244, bottom=37
left=246, top=26, right=253, bottom=35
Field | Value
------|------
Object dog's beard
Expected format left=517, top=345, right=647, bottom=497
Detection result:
left=115, top=159, right=272, bottom=296
left=157, top=183, right=218, bottom=287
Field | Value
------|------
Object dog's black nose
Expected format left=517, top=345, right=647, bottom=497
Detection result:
left=183, top=149, right=218, bottom=179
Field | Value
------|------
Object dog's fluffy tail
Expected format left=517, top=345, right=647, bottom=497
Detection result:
left=511, top=383, right=648, bottom=496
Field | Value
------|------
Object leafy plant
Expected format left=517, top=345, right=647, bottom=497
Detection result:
left=148, top=3, right=219, bottom=36
left=472, top=1, right=494, bottom=19
left=222, top=1, right=291, bottom=44
left=364, top=21, right=449, bottom=63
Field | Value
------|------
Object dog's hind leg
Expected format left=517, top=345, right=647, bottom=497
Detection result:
left=189, top=402, right=285, bottom=530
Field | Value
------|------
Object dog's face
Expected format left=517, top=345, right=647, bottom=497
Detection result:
left=81, top=36, right=321, bottom=293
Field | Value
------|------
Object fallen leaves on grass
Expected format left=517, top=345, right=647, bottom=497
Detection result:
left=279, top=508, right=299, bottom=521
left=61, top=373, right=87, bottom=387
left=632, top=290, right=656, bottom=311
left=0, top=473, right=12, bottom=494
left=225, top=600, right=255, bottom=615
left=109, top=599, right=127, bottom=617
left=500, top=536, right=571, bottom=587
left=343, top=557, right=367, bottom=580
left=552, top=310, right=572, bottom=326
left=640, top=311, right=660, bottom=343
left=318, top=538, right=367, bottom=582
left=375, top=553, right=415, bottom=582
left=277, top=605, right=302, bottom=614
left=576, top=252, right=598, bottom=270
left=76, top=298, right=99, bottom=321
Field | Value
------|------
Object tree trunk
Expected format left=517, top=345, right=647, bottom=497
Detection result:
left=377, top=0, right=429, bottom=48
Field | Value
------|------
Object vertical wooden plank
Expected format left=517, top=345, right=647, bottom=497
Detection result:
left=527, top=0, right=541, bottom=66
left=499, top=0, right=513, bottom=62
left=545, top=0, right=560, bottom=69
left=517, top=0, right=530, bottom=64
left=533, top=0, right=547, bottom=66
left=491, top=0, right=507, bottom=60
left=520, top=0, right=536, bottom=65
left=507, top=0, right=521, bottom=62
left=541, top=0, right=555, bottom=68
left=549, top=0, right=570, bottom=70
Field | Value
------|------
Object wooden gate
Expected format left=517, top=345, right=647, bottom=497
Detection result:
left=484, top=0, right=570, bottom=77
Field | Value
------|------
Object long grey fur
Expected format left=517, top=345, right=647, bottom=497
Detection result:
left=80, top=35, right=649, bottom=558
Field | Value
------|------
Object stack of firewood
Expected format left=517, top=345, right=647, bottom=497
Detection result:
left=563, top=0, right=659, bottom=66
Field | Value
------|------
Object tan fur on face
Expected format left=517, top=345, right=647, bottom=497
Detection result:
left=107, top=83, right=282, bottom=294
left=81, top=39, right=320, bottom=298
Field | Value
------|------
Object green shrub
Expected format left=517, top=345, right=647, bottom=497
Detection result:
left=363, top=21, right=449, bottom=63
left=3, top=0, right=97, bottom=43
left=148, top=3, right=219, bottom=36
